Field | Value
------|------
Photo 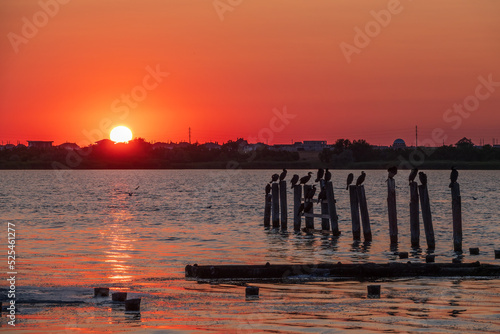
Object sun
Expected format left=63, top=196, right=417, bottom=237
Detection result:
left=110, top=126, right=133, bottom=143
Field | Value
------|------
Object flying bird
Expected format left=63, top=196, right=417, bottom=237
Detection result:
left=315, top=168, right=324, bottom=182
left=408, top=168, right=418, bottom=185
left=449, top=166, right=458, bottom=188
left=419, top=171, right=427, bottom=186
left=324, top=169, right=332, bottom=182
left=356, top=171, right=366, bottom=186
left=265, top=183, right=271, bottom=195
left=299, top=172, right=313, bottom=185
left=270, top=173, right=279, bottom=183
left=279, top=168, right=287, bottom=181
left=387, top=166, right=398, bottom=179
left=346, top=173, right=354, bottom=190
left=290, top=174, right=299, bottom=189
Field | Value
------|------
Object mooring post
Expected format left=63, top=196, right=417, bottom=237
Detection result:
left=349, top=185, right=361, bottom=240
left=279, top=180, right=287, bottom=230
left=293, top=184, right=302, bottom=231
left=357, top=185, right=372, bottom=241
left=304, top=184, right=314, bottom=229
left=418, top=184, right=435, bottom=249
left=271, top=183, right=279, bottom=228
left=320, top=180, right=330, bottom=231
left=264, top=193, right=271, bottom=228
left=409, top=181, right=420, bottom=248
left=387, top=178, right=398, bottom=244
left=326, top=181, right=340, bottom=236
left=451, top=182, right=462, bottom=252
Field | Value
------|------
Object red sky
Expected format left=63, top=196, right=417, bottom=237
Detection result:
left=1, top=0, right=499, bottom=147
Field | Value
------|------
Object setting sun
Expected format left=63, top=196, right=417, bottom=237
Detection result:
left=110, top=126, right=133, bottom=143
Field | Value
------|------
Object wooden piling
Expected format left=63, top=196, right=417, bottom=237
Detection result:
left=94, top=287, right=109, bottom=297
left=409, top=181, right=420, bottom=248
left=367, top=285, right=381, bottom=298
left=304, top=185, right=314, bottom=229
left=357, top=185, right=372, bottom=241
left=245, top=286, right=259, bottom=298
left=418, top=184, right=435, bottom=249
left=349, top=185, right=361, bottom=240
left=271, top=183, right=279, bottom=228
left=320, top=180, right=329, bottom=231
left=264, top=193, right=271, bottom=228
left=125, top=298, right=141, bottom=312
left=293, top=185, right=302, bottom=231
left=387, top=178, right=398, bottom=244
left=325, top=181, right=340, bottom=236
left=279, top=180, right=287, bottom=230
left=451, top=183, right=462, bottom=252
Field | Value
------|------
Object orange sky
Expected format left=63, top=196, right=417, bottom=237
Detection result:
left=1, top=0, right=499, bottom=147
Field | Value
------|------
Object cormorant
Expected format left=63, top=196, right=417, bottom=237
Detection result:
left=304, top=201, right=313, bottom=213
left=324, top=169, right=332, bottom=182
left=449, top=166, right=458, bottom=188
left=346, top=173, right=354, bottom=189
left=387, top=166, right=398, bottom=179
left=297, top=203, right=305, bottom=216
left=299, top=172, right=313, bottom=185
left=270, top=173, right=279, bottom=183
left=317, top=187, right=326, bottom=203
left=418, top=171, right=427, bottom=186
left=290, top=174, right=299, bottom=189
left=279, top=168, right=287, bottom=181
left=305, top=185, right=317, bottom=200
left=356, top=171, right=366, bottom=186
left=315, top=168, right=324, bottom=182
left=408, top=168, right=418, bottom=185
left=265, top=183, right=271, bottom=195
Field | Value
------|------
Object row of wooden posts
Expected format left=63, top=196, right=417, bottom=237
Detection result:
left=264, top=173, right=463, bottom=252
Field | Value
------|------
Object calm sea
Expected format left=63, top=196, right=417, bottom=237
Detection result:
left=1, top=169, right=499, bottom=333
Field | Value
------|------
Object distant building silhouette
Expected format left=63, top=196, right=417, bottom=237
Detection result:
left=58, top=142, right=80, bottom=150
left=392, top=138, right=406, bottom=149
left=28, top=141, right=53, bottom=149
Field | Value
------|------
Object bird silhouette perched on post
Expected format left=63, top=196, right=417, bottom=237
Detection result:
left=419, top=171, right=427, bottom=187
left=305, top=185, right=316, bottom=200
left=324, top=169, right=332, bottom=182
left=408, top=168, right=418, bottom=185
left=265, top=183, right=271, bottom=195
left=290, top=174, right=299, bottom=189
left=356, top=171, right=366, bottom=186
left=270, top=173, right=279, bottom=183
left=387, top=166, right=398, bottom=179
left=317, top=186, right=326, bottom=204
left=315, top=168, right=324, bottom=182
left=300, top=172, right=312, bottom=185
left=449, top=166, right=458, bottom=188
left=279, top=168, right=287, bottom=181
left=346, top=173, right=354, bottom=190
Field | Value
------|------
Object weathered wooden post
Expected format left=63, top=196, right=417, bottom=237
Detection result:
left=304, top=185, right=314, bottom=229
left=320, top=180, right=330, bottom=231
left=349, top=185, right=361, bottom=240
left=409, top=181, right=420, bottom=247
left=293, top=185, right=302, bottom=232
left=271, top=183, right=279, bottom=228
left=387, top=178, right=398, bottom=244
left=357, top=185, right=372, bottom=241
left=279, top=180, right=287, bottom=230
left=418, top=184, right=435, bottom=249
left=326, top=181, right=340, bottom=236
left=451, top=183, right=462, bottom=252
left=264, top=193, right=271, bottom=228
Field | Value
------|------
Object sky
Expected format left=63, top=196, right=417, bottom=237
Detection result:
left=1, top=0, right=499, bottom=147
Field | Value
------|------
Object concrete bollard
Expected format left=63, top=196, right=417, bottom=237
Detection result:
left=398, top=252, right=409, bottom=259
left=94, top=287, right=109, bottom=297
left=246, top=286, right=259, bottom=298
left=367, top=285, right=381, bottom=298
left=469, top=247, right=480, bottom=255
left=112, top=292, right=128, bottom=302
left=425, top=255, right=435, bottom=263
left=125, top=298, right=141, bottom=312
